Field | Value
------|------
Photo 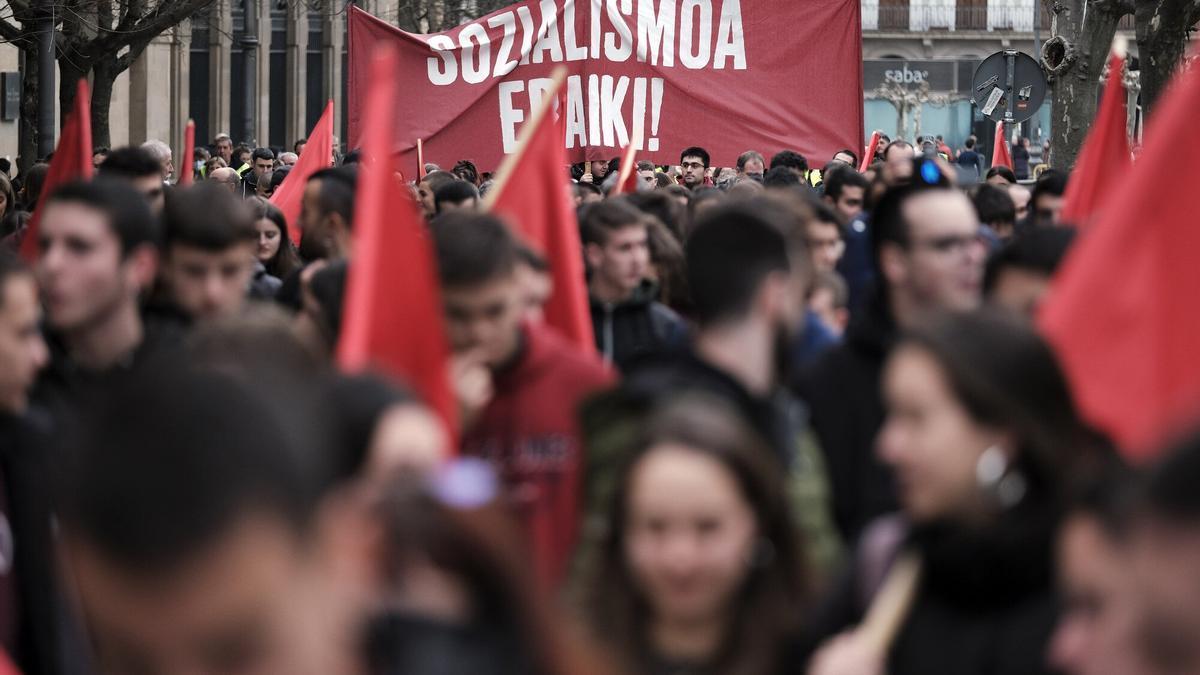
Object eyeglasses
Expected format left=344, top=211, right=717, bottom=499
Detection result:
left=681, top=161, right=705, bottom=170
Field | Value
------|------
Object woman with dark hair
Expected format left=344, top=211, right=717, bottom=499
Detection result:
left=368, top=463, right=616, bottom=675
left=248, top=195, right=302, bottom=280
left=807, top=309, right=1105, bottom=675
left=582, top=395, right=810, bottom=675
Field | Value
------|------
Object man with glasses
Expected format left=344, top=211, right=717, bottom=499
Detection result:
left=678, top=146, right=711, bottom=190
left=795, top=160, right=987, bottom=541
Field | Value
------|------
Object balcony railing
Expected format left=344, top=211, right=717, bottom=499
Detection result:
left=862, top=4, right=1135, bottom=32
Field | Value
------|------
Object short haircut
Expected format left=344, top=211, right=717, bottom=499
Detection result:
left=624, top=189, right=687, bottom=241
left=269, top=166, right=292, bottom=192
left=983, top=226, right=1077, bottom=293
left=420, top=170, right=459, bottom=193
left=0, top=251, right=30, bottom=309
left=823, top=164, right=869, bottom=202
left=762, top=166, right=801, bottom=188
left=882, top=140, right=914, bottom=161
left=140, top=139, right=171, bottom=164
left=809, top=199, right=845, bottom=229
left=680, top=146, right=711, bottom=168
left=687, top=200, right=791, bottom=325
left=573, top=182, right=603, bottom=201
left=812, top=269, right=849, bottom=308
left=293, top=138, right=306, bottom=153
left=98, top=146, right=162, bottom=180
left=163, top=182, right=257, bottom=252
left=1032, top=169, right=1069, bottom=203
left=430, top=211, right=521, bottom=288
left=636, top=160, right=656, bottom=172
left=833, top=148, right=859, bottom=167
left=92, top=146, right=110, bottom=156
left=580, top=198, right=646, bottom=246
left=433, top=180, right=480, bottom=213
left=308, top=166, right=358, bottom=228
left=769, top=150, right=809, bottom=174
left=451, top=159, right=480, bottom=185
left=736, top=150, right=766, bottom=172
left=252, top=147, right=275, bottom=163
left=986, top=166, right=1017, bottom=184
left=870, top=173, right=954, bottom=265
left=57, top=366, right=325, bottom=572
left=964, top=135, right=977, bottom=149
left=213, top=133, right=232, bottom=145
left=44, top=179, right=160, bottom=255
left=973, top=183, right=1017, bottom=227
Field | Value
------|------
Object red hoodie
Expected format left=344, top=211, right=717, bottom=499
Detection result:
left=461, top=323, right=615, bottom=585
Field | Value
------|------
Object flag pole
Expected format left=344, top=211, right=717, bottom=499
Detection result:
left=614, top=127, right=644, bottom=192
left=482, top=66, right=568, bottom=211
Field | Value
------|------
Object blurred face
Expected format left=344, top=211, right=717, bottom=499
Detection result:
left=987, top=174, right=1014, bottom=187
left=808, top=286, right=847, bottom=337
left=1009, top=185, right=1031, bottom=221
left=589, top=160, right=609, bottom=178
left=1128, top=521, right=1200, bottom=675
left=887, top=191, right=986, bottom=313
left=680, top=156, right=706, bottom=187
left=638, top=169, right=656, bottom=189
left=440, top=274, right=523, bottom=369
left=164, top=243, right=256, bottom=321
left=67, top=515, right=345, bottom=675
left=37, top=202, right=146, bottom=334
left=130, top=174, right=166, bottom=215
left=515, top=262, right=552, bottom=323
left=236, top=152, right=251, bottom=168
left=878, top=346, right=1007, bottom=523
left=586, top=224, right=650, bottom=300
left=827, top=185, right=865, bottom=223
left=253, top=157, right=274, bottom=179
left=255, top=218, right=283, bottom=263
left=297, top=180, right=331, bottom=259
left=833, top=151, right=856, bottom=166
left=739, top=158, right=764, bottom=177
left=989, top=267, right=1051, bottom=318
left=625, top=444, right=757, bottom=626
left=280, top=153, right=298, bottom=167
left=295, top=142, right=306, bottom=156
left=1050, top=514, right=1144, bottom=675
left=216, top=140, right=233, bottom=163
left=93, top=152, right=108, bottom=168
left=365, top=404, right=449, bottom=478
left=882, top=145, right=915, bottom=185
left=417, top=180, right=437, bottom=218
left=1035, top=193, right=1066, bottom=227
left=805, top=221, right=844, bottom=273
left=0, top=275, right=48, bottom=413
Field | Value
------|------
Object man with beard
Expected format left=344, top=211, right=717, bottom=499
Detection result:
left=795, top=160, right=988, bottom=542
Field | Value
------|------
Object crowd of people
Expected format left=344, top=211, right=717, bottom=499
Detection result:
left=0, top=125, right=1193, bottom=675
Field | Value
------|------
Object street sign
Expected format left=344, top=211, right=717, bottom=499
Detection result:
left=970, top=50, right=1047, bottom=123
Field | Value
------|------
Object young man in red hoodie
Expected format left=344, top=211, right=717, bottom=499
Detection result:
left=430, top=211, right=614, bottom=586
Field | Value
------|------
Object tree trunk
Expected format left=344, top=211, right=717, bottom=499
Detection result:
left=58, top=61, right=89, bottom=125
left=1135, top=0, right=1197, bottom=120
left=91, top=59, right=119, bottom=149
left=1042, top=0, right=1129, bottom=170
left=18, top=44, right=40, bottom=172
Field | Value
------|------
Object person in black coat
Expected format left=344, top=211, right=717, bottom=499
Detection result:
left=805, top=310, right=1107, bottom=675
left=794, top=170, right=989, bottom=543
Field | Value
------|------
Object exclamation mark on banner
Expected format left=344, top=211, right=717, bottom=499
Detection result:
left=648, top=78, right=663, bottom=152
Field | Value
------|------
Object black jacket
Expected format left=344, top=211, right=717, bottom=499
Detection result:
left=792, top=287, right=898, bottom=542
left=589, top=283, right=687, bottom=372
left=804, top=504, right=1060, bottom=675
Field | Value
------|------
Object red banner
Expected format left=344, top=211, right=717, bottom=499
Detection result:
left=348, top=0, right=863, bottom=171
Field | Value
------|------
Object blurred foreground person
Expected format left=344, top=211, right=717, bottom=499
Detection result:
left=806, top=310, right=1101, bottom=675
left=57, top=366, right=375, bottom=675
left=582, top=395, right=809, bottom=675
left=984, top=227, right=1076, bottom=317
left=430, top=211, right=613, bottom=585
left=367, top=463, right=614, bottom=675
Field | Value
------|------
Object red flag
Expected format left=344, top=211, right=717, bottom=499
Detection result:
left=611, top=136, right=641, bottom=196
left=1059, top=50, right=1131, bottom=228
left=270, top=101, right=334, bottom=244
left=0, top=648, right=21, bottom=675
left=859, top=130, right=882, bottom=172
left=20, top=79, right=93, bottom=262
left=991, top=122, right=1013, bottom=170
left=337, top=48, right=459, bottom=449
left=179, top=119, right=195, bottom=186
left=1038, top=46, right=1200, bottom=461
left=484, top=68, right=595, bottom=353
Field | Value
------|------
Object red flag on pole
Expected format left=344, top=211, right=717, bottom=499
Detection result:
left=269, top=101, right=334, bottom=244
left=860, top=130, right=882, bottom=172
left=337, top=48, right=459, bottom=449
left=179, top=119, right=195, bottom=186
left=484, top=67, right=595, bottom=354
left=20, top=79, right=93, bottom=262
left=1059, top=45, right=1131, bottom=228
left=1038, top=45, right=1200, bottom=461
left=991, top=122, right=1013, bottom=170
left=610, top=134, right=642, bottom=196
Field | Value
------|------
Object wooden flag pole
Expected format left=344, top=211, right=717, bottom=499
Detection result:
left=857, top=552, right=922, bottom=655
left=482, top=66, right=568, bottom=211
left=614, top=127, right=644, bottom=191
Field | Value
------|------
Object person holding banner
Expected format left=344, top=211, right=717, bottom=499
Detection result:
left=805, top=310, right=1106, bottom=675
